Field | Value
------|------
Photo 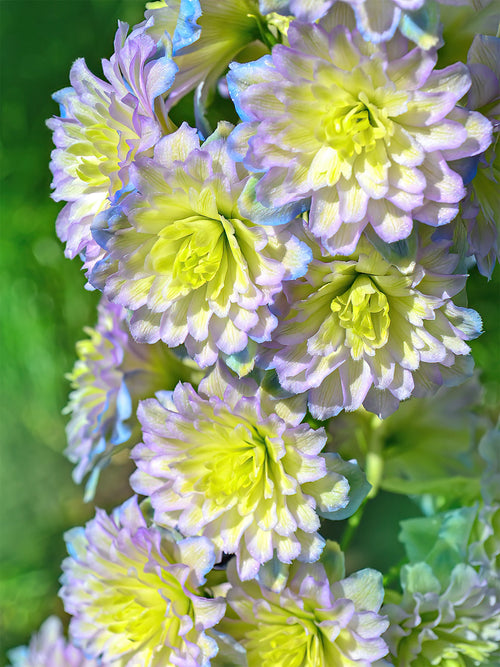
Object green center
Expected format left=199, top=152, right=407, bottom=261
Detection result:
left=96, top=565, right=190, bottom=650
left=321, top=92, right=390, bottom=157
left=150, top=216, right=226, bottom=288
left=197, top=424, right=272, bottom=505
left=246, top=608, right=324, bottom=667
left=331, top=275, right=390, bottom=358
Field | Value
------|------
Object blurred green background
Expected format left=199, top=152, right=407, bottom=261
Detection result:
left=0, top=1, right=146, bottom=661
left=0, top=1, right=499, bottom=664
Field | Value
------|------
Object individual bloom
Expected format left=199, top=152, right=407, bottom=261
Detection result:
left=60, top=496, right=225, bottom=667
left=258, top=0, right=334, bottom=21
left=260, top=0, right=443, bottom=49
left=328, top=376, right=485, bottom=499
left=228, top=23, right=492, bottom=255
left=384, top=561, right=500, bottom=666
left=65, top=296, right=200, bottom=499
left=144, top=0, right=276, bottom=129
left=259, top=0, right=444, bottom=48
left=469, top=503, right=500, bottom=583
left=469, top=425, right=500, bottom=580
left=455, top=145, right=500, bottom=277
left=478, top=421, right=500, bottom=506
left=47, top=21, right=177, bottom=273
left=90, top=123, right=311, bottom=369
left=219, top=544, right=390, bottom=666
left=131, top=362, right=368, bottom=580
left=451, top=35, right=500, bottom=277
left=7, top=617, right=100, bottom=667
left=140, top=0, right=202, bottom=53
left=264, top=232, right=482, bottom=420
left=467, top=35, right=500, bottom=121
left=348, top=0, right=444, bottom=45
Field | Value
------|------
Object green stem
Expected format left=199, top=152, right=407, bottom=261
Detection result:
left=247, top=12, right=279, bottom=50
left=383, top=557, right=407, bottom=588
left=340, top=497, right=369, bottom=552
left=366, top=415, right=385, bottom=498
left=341, top=416, right=385, bottom=551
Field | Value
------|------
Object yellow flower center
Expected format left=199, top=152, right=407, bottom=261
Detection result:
left=331, top=275, right=390, bottom=358
left=321, top=92, right=390, bottom=158
left=95, top=565, right=190, bottom=654
left=246, top=601, right=327, bottom=667
left=150, top=217, right=226, bottom=289
left=195, top=423, right=275, bottom=506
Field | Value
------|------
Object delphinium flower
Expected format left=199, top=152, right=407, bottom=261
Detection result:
left=258, top=0, right=440, bottom=44
left=218, top=541, right=390, bottom=665
left=143, top=0, right=282, bottom=129
left=327, top=376, right=485, bottom=501
left=131, top=362, right=368, bottom=580
left=47, top=21, right=177, bottom=273
left=469, top=424, right=500, bottom=584
left=65, top=296, right=201, bottom=499
left=385, top=503, right=500, bottom=666
left=384, top=561, right=500, bottom=666
left=140, top=0, right=202, bottom=53
left=60, top=496, right=226, bottom=666
left=227, top=22, right=492, bottom=254
left=451, top=34, right=500, bottom=277
left=90, top=122, right=312, bottom=369
left=263, top=230, right=482, bottom=420
left=7, top=617, right=100, bottom=667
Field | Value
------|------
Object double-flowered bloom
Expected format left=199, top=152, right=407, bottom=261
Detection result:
left=384, top=562, right=500, bottom=666
left=60, top=496, right=226, bottom=666
left=131, top=363, right=367, bottom=580
left=65, top=297, right=199, bottom=498
left=384, top=503, right=500, bottom=666
left=258, top=0, right=435, bottom=44
left=264, top=231, right=481, bottom=419
left=91, top=123, right=311, bottom=367
left=7, top=617, right=100, bottom=667
left=47, top=21, right=177, bottom=272
left=228, top=22, right=492, bottom=254
left=220, top=544, right=390, bottom=666
left=453, top=34, right=500, bottom=277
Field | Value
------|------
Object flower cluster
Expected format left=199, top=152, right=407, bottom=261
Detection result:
left=24, top=0, right=500, bottom=666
